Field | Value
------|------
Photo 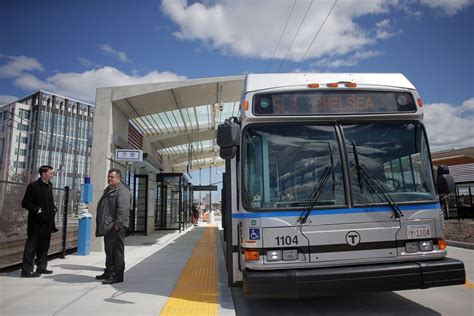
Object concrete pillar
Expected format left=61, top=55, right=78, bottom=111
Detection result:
left=89, top=88, right=113, bottom=252
left=89, top=88, right=130, bottom=251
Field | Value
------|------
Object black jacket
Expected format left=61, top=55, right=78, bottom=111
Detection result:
left=22, top=178, right=57, bottom=231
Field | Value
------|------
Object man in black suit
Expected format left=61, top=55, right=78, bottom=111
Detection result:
left=21, top=165, right=58, bottom=277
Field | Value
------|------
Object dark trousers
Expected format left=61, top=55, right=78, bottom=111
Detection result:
left=22, top=223, right=52, bottom=273
left=104, top=227, right=125, bottom=280
left=192, top=212, right=199, bottom=224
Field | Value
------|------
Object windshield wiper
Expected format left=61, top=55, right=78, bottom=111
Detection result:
left=352, top=141, right=363, bottom=193
left=352, top=143, right=404, bottom=219
left=329, top=143, right=336, bottom=195
left=298, top=166, right=330, bottom=224
left=299, top=143, right=336, bottom=224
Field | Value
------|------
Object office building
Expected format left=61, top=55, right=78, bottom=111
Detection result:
left=0, top=90, right=94, bottom=188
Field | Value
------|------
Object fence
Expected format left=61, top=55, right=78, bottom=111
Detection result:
left=0, top=180, right=80, bottom=269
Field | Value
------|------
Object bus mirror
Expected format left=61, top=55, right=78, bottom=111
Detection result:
left=437, top=175, right=455, bottom=194
left=220, top=147, right=238, bottom=160
left=436, top=165, right=455, bottom=194
left=217, top=122, right=240, bottom=148
left=437, top=165, right=450, bottom=175
left=217, top=121, right=240, bottom=160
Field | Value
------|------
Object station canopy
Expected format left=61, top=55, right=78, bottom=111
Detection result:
left=110, top=75, right=245, bottom=172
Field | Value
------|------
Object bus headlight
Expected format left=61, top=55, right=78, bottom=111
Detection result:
left=267, top=250, right=282, bottom=261
left=282, top=249, right=298, bottom=261
left=419, top=240, right=433, bottom=251
left=405, top=242, right=419, bottom=253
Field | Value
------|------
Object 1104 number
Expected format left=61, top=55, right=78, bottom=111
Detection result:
left=275, top=235, right=299, bottom=246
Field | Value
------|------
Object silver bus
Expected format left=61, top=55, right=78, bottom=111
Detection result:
left=217, top=73, right=466, bottom=298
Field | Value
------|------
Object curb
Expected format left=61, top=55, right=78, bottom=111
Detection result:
left=446, top=240, right=474, bottom=250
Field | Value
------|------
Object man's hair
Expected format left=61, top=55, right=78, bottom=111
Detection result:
left=108, top=168, right=122, bottom=178
left=39, top=165, right=53, bottom=176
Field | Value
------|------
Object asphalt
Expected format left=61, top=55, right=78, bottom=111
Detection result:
left=0, top=221, right=235, bottom=316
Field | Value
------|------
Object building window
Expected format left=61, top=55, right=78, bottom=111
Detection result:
left=13, top=161, right=26, bottom=168
left=17, top=123, right=29, bottom=131
left=18, top=108, right=31, bottom=120
left=0, top=139, right=4, bottom=162
left=14, top=148, right=28, bottom=156
left=16, top=135, right=28, bottom=144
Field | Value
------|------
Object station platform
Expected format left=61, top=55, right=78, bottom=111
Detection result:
left=0, top=221, right=235, bottom=316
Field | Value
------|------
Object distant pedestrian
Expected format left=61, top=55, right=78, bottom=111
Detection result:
left=192, top=203, right=200, bottom=225
left=21, top=165, right=59, bottom=277
left=95, top=169, right=131, bottom=284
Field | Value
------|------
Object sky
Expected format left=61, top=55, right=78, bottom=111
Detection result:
left=0, top=0, right=473, bottom=158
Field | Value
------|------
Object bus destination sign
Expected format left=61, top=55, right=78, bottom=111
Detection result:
left=253, top=91, right=416, bottom=115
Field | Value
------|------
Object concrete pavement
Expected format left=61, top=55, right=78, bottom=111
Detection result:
left=0, top=222, right=235, bottom=316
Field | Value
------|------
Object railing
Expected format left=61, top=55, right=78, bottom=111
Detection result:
left=0, top=180, right=80, bottom=269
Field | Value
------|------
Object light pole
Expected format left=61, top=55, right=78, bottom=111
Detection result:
left=199, top=167, right=202, bottom=209
left=209, top=165, right=212, bottom=212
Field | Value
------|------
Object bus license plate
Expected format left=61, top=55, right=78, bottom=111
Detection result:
left=407, top=224, right=432, bottom=239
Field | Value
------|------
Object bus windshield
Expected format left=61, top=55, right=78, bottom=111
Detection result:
left=243, top=124, right=345, bottom=210
left=343, top=122, right=436, bottom=205
left=242, top=122, right=437, bottom=211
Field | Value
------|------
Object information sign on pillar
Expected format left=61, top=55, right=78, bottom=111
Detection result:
left=115, top=149, right=143, bottom=162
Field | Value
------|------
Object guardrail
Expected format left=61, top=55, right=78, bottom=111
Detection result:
left=0, top=180, right=80, bottom=269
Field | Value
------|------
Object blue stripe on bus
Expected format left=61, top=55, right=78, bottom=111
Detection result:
left=231, top=203, right=441, bottom=219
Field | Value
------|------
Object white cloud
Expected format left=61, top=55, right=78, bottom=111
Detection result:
left=419, top=0, right=474, bottom=16
left=375, top=18, right=398, bottom=39
left=0, top=95, right=18, bottom=106
left=99, top=44, right=131, bottom=63
left=424, top=98, right=474, bottom=149
left=77, top=57, right=95, bottom=68
left=376, top=19, right=391, bottom=28
left=14, top=66, right=186, bottom=103
left=14, top=74, right=53, bottom=91
left=461, top=97, right=474, bottom=111
left=0, top=55, right=43, bottom=78
left=314, top=50, right=383, bottom=68
left=161, top=0, right=399, bottom=64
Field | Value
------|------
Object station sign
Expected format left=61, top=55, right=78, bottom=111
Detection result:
left=115, top=149, right=143, bottom=162
left=193, top=185, right=218, bottom=191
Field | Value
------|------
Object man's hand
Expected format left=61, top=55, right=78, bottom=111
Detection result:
left=114, top=223, right=121, bottom=231
left=37, top=208, right=42, bottom=214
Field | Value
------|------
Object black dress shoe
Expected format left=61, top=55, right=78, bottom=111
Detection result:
left=95, top=273, right=112, bottom=280
left=102, top=277, right=123, bottom=285
left=21, top=271, right=41, bottom=278
left=36, top=269, right=53, bottom=274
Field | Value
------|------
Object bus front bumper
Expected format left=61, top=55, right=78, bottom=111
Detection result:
left=242, top=257, right=465, bottom=298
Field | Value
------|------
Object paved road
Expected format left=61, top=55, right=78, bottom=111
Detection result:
left=231, top=246, right=473, bottom=316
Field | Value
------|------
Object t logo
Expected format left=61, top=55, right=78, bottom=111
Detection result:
left=345, top=231, right=361, bottom=246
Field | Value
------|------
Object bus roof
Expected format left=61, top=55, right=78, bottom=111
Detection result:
left=244, top=73, right=416, bottom=92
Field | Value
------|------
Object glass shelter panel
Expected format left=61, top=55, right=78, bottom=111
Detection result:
left=156, top=173, right=191, bottom=230
left=165, top=176, right=180, bottom=230
left=133, top=175, right=148, bottom=234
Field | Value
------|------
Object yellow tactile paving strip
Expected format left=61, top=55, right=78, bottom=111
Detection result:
left=466, top=279, right=474, bottom=289
left=160, top=226, right=218, bottom=316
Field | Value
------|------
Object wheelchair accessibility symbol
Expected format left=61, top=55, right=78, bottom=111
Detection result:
left=249, top=229, right=260, bottom=240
